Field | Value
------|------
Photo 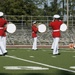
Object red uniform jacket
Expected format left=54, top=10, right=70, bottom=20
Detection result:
left=32, top=24, right=38, bottom=38
left=49, top=20, right=63, bottom=38
left=0, top=18, right=7, bottom=36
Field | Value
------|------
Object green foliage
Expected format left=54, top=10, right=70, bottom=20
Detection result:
left=0, top=0, right=26, bottom=15
left=0, top=0, right=74, bottom=17
left=0, top=0, right=46, bottom=16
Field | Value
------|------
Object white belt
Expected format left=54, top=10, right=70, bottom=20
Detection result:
left=0, top=27, right=3, bottom=29
left=53, top=29, right=60, bottom=32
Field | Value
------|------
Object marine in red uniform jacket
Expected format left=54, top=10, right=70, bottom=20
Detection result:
left=0, top=18, right=7, bottom=36
left=32, top=24, right=38, bottom=38
left=49, top=19, right=63, bottom=38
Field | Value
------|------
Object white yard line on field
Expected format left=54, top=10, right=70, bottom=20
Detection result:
left=60, top=51, right=75, bottom=52
left=5, top=55, right=75, bottom=73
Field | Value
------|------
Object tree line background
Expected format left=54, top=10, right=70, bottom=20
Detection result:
left=0, top=0, right=75, bottom=16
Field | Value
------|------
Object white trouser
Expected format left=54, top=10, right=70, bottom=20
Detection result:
left=51, top=38, right=59, bottom=49
left=2, top=37, right=6, bottom=50
left=52, top=37, right=60, bottom=54
left=51, top=38, right=55, bottom=49
left=32, top=37, right=37, bottom=50
left=0, top=36, right=7, bottom=55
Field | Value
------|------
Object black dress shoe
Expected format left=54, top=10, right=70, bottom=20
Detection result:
left=3, top=52, right=8, bottom=56
left=53, top=53, right=60, bottom=55
left=57, top=53, right=60, bottom=55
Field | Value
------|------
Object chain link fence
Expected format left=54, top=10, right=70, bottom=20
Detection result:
left=5, top=15, right=75, bottom=45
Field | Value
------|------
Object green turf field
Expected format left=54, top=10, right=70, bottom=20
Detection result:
left=0, top=48, right=75, bottom=75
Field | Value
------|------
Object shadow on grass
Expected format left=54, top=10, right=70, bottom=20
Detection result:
left=57, top=70, right=75, bottom=75
left=0, top=73, right=47, bottom=75
left=0, top=70, right=75, bottom=75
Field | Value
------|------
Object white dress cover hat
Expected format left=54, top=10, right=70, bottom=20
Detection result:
left=53, top=14, right=60, bottom=18
left=0, top=12, right=4, bottom=16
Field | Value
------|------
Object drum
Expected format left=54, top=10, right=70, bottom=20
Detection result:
left=60, top=23, right=67, bottom=32
left=7, top=23, right=16, bottom=33
left=38, top=24, right=46, bottom=33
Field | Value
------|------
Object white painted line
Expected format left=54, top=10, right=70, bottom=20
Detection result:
left=52, top=56, right=56, bottom=58
left=60, top=51, right=75, bottom=52
left=12, top=50, right=15, bottom=51
left=73, top=56, right=75, bottom=57
left=4, top=66, right=49, bottom=70
left=30, top=56, right=34, bottom=58
left=70, top=66, right=75, bottom=69
left=27, top=50, right=30, bottom=52
left=42, top=50, right=46, bottom=51
left=5, top=55, right=75, bottom=73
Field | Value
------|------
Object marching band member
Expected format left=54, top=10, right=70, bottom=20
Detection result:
left=32, top=21, right=38, bottom=50
left=0, top=12, right=8, bottom=56
left=49, top=14, right=63, bottom=55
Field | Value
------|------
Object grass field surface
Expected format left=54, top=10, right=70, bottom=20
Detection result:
left=0, top=48, right=75, bottom=75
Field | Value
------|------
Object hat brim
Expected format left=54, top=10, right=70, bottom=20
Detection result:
left=53, top=15, right=60, bottom=18
left=33, top=21, right=36, bottom=24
